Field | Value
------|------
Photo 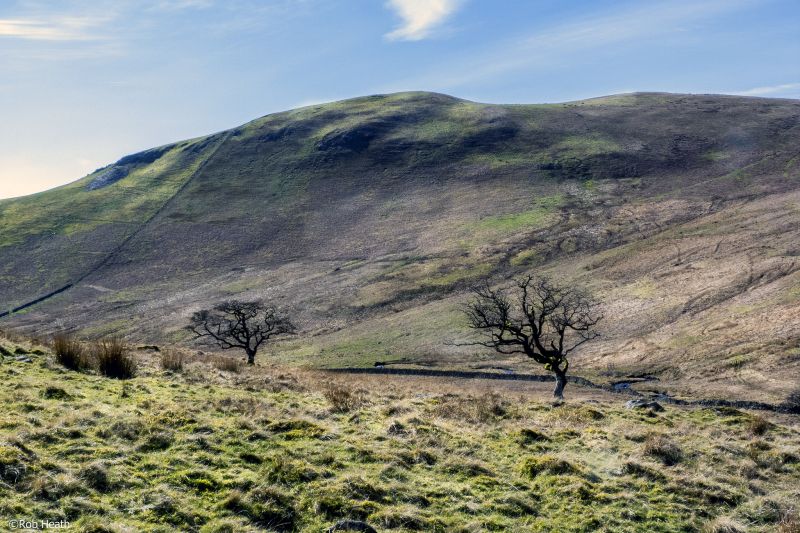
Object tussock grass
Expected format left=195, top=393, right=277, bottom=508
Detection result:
left=160, top=348, right=185, bottom=372
left=643, top=433, right=684, bottom=466
left=430, top=391, right=509, bottom=423
left=0, top=346, right=798, bottom=531
left=52, top=333, right=91, bottom=371
left=779, top=507, right=800, bottom=533
left=704, top=516, right=748, bottom=533
left=212, top=355, right=242, bottom=373
left=748, top=414, right=772, bottom=436
left=323, top=383, right=367, bottom=413
left=94, top=337, right=137, bottom=379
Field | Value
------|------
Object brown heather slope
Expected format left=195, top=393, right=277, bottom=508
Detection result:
left=0, top=92, right=799, bottom=402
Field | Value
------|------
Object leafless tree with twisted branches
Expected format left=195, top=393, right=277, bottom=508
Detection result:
left=463, top=276, right=601, bottom=401
left=188, top=300, right=295, bottom=365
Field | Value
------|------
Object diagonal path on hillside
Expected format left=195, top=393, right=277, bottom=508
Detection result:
left=0, top=131, right=234, bottom=320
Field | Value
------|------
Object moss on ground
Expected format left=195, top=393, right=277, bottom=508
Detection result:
left=466, top=195, right=563, bottom=236
left=0, top=343, right=798, bottom=532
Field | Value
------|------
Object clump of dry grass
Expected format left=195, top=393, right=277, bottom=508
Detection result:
left=30, top=472, right=81, bottom=501
left=643, top=433, right=683, bottom=466
left=213, top=356, right=242, bottom=373
left=704, top=516, right=747, bottom=533
left=94, top=338, right=137, bottom=379
left=540, top=403, right=605, bottom=427
left=779, top=507, right=800, bottom=533
left=520, top=455, right=579, bottom=478
left=747, top=415, right=772, bottom=436
left=431, top=392, right=508, bottom=423
left=52, top=333, right=91, bottom=371
left=80, top=461, right=111, bottom=492
left=323, top=383, right=366, bottom=413
left=160, top=349, right=185, bottom=372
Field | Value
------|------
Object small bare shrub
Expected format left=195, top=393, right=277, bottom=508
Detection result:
left=53, top=334, right=90, bottom=371
left=643, top=433, right=683, bottom=466
left=323, top=384, right=366, bottom=413
left=160, top=349, right=185, bottom=372
left=213, top=356, right=242, bottom=373
left=95, top=338, right=137, bottom=379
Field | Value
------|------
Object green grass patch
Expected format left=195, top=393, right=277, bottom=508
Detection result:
left=0, top=353, right=798, bottom=531
left=467, top=194, right=563, bottom=235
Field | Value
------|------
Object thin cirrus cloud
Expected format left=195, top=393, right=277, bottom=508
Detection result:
left=384, top=0, right=461, bottom=41
left=736, top=82, right=800, bottom=97
left=390, top=0, right=758, bottom=91
left=147, top=0, right=215, bottom=11
left=0, top=16, right=107, bottom=41
left=0, top=0, right=213, bottom=45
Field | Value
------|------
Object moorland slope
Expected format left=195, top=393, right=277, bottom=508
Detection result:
left=1, top=92, right=799, bottom=401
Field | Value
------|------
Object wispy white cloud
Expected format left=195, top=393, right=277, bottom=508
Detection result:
left=388, top=0, right=756, bottom=90
left=385, top=0, right=461, bottom=41
left=148, top=0, right=215, bottom=12
left=0, top=16, right=106, bottom=41
left=735, top=82, right=800, bottom=97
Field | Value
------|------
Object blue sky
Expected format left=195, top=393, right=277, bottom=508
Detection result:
left=1, top=0, right=798, bottom=199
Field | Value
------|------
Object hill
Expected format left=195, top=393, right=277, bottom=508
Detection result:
left=0, top=336, right=798, bottom=532
left=1, top=91, right=799, bottom=402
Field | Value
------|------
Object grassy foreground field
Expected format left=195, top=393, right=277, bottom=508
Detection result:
left=1, top=336, right=799, bottom=532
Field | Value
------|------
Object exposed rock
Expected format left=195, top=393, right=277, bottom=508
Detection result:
left=87, top=166, right=129, bottom=191
left=87, top=146, right=171, bottom=190
left=625, top=399, right=664, bottom=411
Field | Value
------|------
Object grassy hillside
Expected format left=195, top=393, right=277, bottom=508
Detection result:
left=0, top=92, right=799, bottom=401
left=1, top=337, right=798, bottom=532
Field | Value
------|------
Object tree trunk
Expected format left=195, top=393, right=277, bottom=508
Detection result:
left=553, top=371, right=567, bottom=402
left=246, top=350, right=256, bottom=365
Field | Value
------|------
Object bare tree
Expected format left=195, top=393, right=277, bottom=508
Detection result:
left=463, top=276, right=601, bottom=401
left=188, top=300, right=295, bottom=365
